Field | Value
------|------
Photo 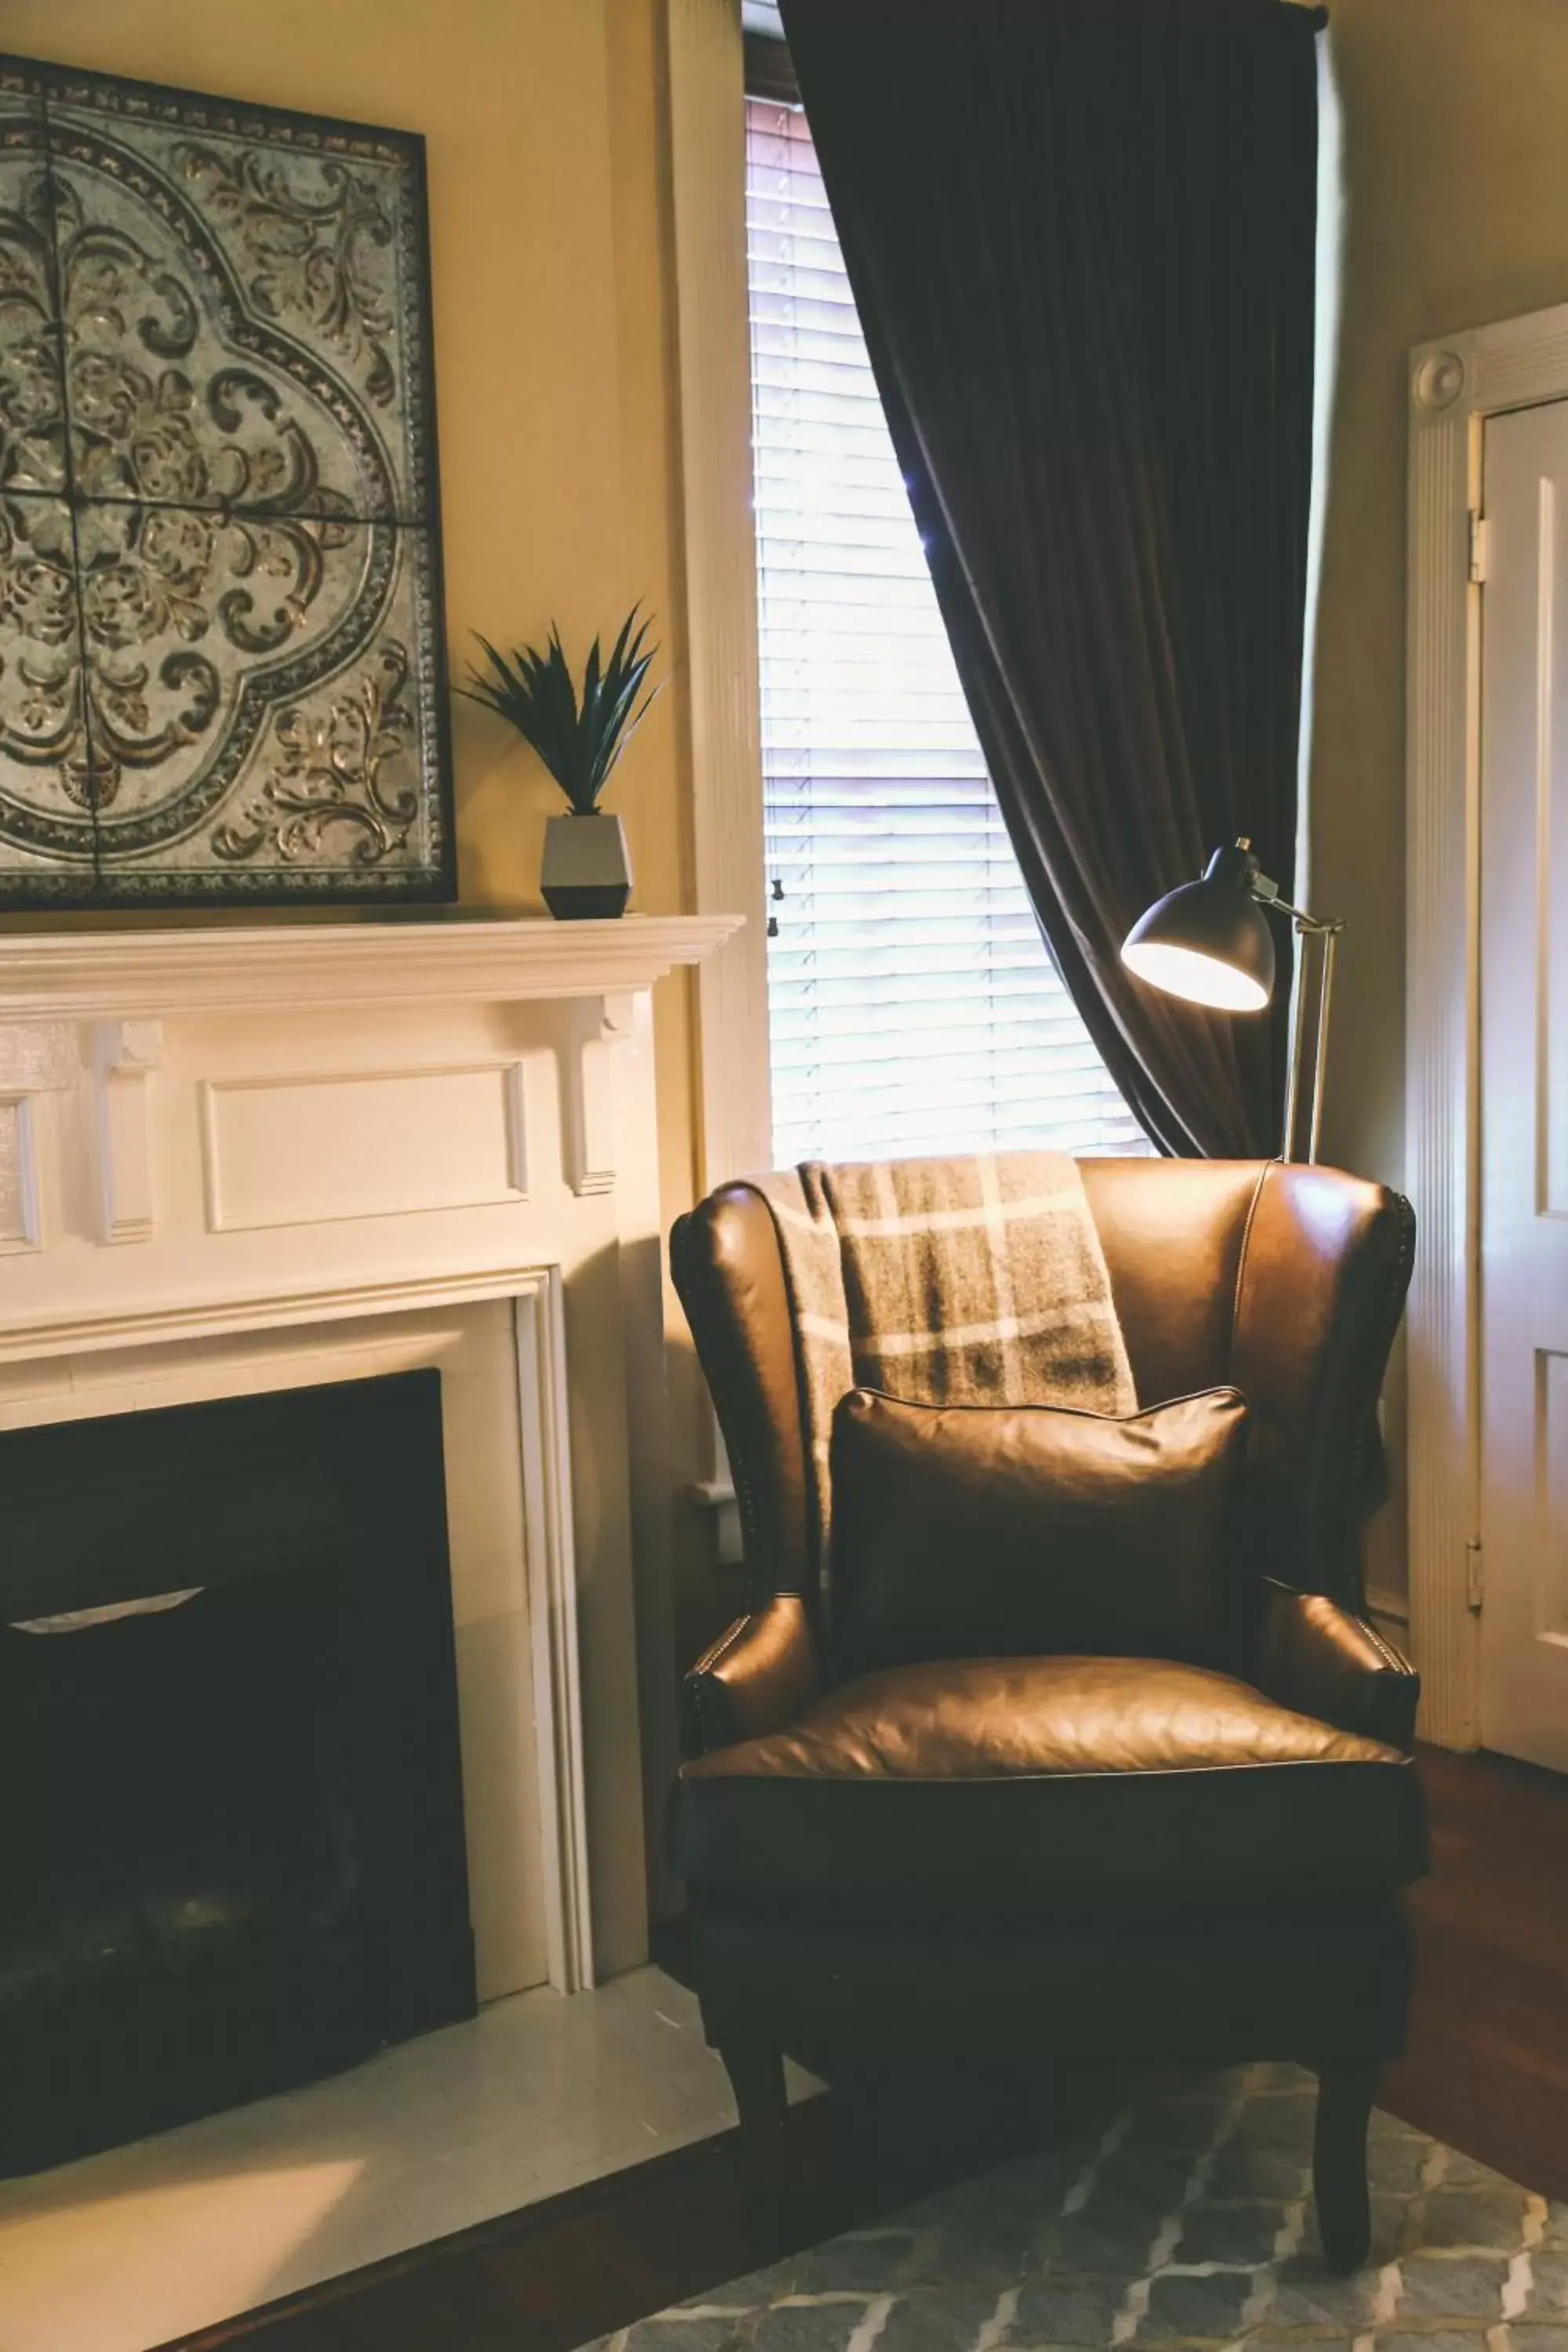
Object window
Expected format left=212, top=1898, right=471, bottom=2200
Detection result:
left=746, top=98, right=1151, bottom=1167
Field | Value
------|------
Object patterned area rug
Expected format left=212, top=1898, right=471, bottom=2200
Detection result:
left=584, top=2064, right=1563, bottom=2351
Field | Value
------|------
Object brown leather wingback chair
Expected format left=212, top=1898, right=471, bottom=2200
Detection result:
left=668, top=1158, right=1422, bottom=2273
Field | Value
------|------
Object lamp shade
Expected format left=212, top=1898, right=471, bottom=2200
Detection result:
left=1120, top=844, right=1276, bottom=1013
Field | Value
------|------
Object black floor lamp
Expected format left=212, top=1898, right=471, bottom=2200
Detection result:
left=1120, top=840, right=1344, bottom=1164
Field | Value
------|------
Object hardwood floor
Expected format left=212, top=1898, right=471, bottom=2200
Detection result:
left=1381, top=1743, right=1568, bottom=2204
left=163, top=1744, right=1568, bottom=2352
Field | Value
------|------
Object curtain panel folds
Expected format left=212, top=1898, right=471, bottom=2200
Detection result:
left=775, top=0, right=1323, bottom=1160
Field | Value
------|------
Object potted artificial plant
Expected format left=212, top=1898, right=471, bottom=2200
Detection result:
left=460, top=608, right=659, bottom=919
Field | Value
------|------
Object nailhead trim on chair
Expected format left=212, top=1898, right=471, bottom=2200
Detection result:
left=1345, top=1192, right=1417, bottom=1610
left=1228, top=1163, right=1274, bottom=1361
left=670, top=1210, right=778, bottom=1613
left=687, top=1613, right=753, bottom=1755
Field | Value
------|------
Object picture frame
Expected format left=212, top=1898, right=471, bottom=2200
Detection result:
left=0, top=52, right=456, bottom=906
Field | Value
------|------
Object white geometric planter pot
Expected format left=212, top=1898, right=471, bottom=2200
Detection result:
left=541, top=812, right=633, bottom=920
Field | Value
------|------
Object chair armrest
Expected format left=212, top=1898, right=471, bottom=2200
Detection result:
left=680, top=1593, right=820, bottom=1759
left=1253, top=1580, right=1420, bottom=1751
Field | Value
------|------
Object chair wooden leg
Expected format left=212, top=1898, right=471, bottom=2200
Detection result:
left=719, top=2034, right=788, bottom=2153
left=1313, top=2058, right=1380, bottom=2274
left=718, top=2034, right=793, bottom=2248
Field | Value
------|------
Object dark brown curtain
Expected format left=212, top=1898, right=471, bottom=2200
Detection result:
left=775, top=0, right=1323, bottom=1159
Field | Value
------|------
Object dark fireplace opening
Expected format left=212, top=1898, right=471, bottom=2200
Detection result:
left=0, top=1370, right=476, bottom=2177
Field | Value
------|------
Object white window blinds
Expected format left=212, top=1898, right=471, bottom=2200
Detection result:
left=746, top=96, right=1152, bottom=1167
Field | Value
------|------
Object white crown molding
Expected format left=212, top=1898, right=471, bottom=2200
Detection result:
left=0, top=1258, right=564, bottom=1367
left=0, top=913, right=742, bottom=1025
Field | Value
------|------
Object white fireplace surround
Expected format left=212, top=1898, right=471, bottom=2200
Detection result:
left=0, top=912, right=740, bottom=2002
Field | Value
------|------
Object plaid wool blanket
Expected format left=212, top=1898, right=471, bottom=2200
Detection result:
left=751, top=1152, right=1136, bottom=1581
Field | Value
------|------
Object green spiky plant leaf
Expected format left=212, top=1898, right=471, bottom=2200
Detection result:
left=458, top=607, right=661, bottom=815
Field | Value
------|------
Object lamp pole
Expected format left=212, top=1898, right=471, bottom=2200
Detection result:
left=1236, top=842, right=1342, bottom=1164
left=1279, top=908, right=1345, bottom=1165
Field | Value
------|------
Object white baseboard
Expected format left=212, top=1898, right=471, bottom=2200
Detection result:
left=1364, top=1583, right=1411, bottom=1628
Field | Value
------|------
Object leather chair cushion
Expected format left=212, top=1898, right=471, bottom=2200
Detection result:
left=670, top=1655, right=1425, bottom=1918
left=829, top=1385, right=1249, bottom=1675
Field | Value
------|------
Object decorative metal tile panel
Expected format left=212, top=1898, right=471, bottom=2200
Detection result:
left=0, top=53, right=453, bottom=904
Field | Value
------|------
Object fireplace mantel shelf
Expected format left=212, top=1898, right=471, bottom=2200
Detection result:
left=0, top=913, right=743, bottom=1023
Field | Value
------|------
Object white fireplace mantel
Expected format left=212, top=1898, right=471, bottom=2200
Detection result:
left=0, top=909, right=741, bottom=1998
left=0, top=912, right=742, bottom=1023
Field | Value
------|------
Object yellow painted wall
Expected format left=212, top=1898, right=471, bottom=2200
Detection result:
left=1308, top=0, right=1568, bottom=1602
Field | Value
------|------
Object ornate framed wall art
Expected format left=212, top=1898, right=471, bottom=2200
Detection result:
left=0, top=55, right=455, bottom=905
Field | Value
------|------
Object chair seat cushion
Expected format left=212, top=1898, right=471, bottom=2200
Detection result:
left=670, top=1655, right=1425, bottom=1919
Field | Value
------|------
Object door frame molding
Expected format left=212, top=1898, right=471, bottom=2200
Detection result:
left=662, top=0, right=772, bottom=1189
left=1406, top=301, right=1568, bottom=1746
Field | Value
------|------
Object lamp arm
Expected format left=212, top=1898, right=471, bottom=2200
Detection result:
left=1247, top=868, right=1344, bottom=938
left=1272, top=899, right=1345, bottom=938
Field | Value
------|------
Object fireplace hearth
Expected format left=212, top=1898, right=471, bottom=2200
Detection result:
left=0, top=1371, right=475, bottom=2176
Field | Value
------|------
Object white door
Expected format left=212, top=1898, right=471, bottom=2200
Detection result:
left=1479, top=396, right=1568, bottom=1768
